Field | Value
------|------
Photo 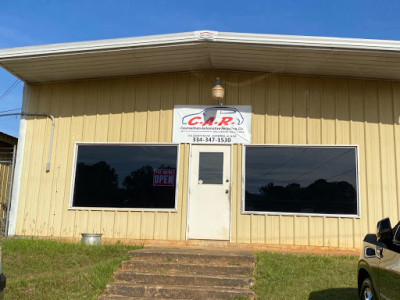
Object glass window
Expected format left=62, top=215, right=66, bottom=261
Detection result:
left=199, top=152, right=223, bottom=184
left=72, top=144, right=178, bottom=209
left=244, top=146, right=359, bottom=216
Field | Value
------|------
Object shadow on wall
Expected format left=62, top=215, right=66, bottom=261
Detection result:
left=308, top=288, right=358, bottom=300
left=29, top=71, right=399, bottom=125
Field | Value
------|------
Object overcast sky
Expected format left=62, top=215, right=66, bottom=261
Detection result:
left=1, top=0, right=400, bottom=137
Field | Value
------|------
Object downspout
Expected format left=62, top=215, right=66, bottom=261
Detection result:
left=0, top=112, right=55, bottom=172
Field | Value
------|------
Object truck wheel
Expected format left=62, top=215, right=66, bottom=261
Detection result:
left=360, top=278, right=377, bottom=300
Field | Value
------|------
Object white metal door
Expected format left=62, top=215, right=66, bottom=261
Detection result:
left=187, top=145, right=231, bottom=240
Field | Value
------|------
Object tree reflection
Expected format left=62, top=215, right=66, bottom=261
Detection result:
left=246, top=178, right=357, bottom=214
left=122, top=165, right=175, bottom=208
left=73, top=162, right=176, bottom=208
left=74, top=161, right=122, bottom=207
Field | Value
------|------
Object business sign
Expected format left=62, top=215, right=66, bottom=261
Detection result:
left=153, top=169, right=175, bottom=186
left=173, top=105, right=252, bottom=144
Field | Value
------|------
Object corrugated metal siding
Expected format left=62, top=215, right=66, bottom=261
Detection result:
left=15, top=71, right=400, bottom=248
left=15, top=75, right=193, bottom=240
left=0, top=162, right=12, bottom=233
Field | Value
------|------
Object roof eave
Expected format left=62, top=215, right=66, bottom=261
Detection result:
left=2, top=31, right=400, bottom=59
left=2, top=30, right=400, bottom=83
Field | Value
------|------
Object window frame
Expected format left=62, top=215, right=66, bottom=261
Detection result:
left=69, top=142, right=180, bottom=212
left=241, top=144, right=361, bottom=218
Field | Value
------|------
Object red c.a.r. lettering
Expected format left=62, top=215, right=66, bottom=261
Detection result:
left=218, top=117, right=233, bottom=126
left=188, top=116, right=202, bottom=125
left=202, top=117, right=215, bottom=126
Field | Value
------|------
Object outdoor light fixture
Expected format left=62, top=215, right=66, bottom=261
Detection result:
left=211, top=77, right=225, bottom=106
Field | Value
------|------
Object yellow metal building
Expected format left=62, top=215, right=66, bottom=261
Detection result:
left=1, top=31, right=400, bottom=252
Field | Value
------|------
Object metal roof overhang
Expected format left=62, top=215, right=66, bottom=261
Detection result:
left=1, top=30, right=400, bottom=83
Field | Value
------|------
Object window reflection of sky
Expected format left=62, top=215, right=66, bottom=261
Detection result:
left=245, top=146, right=357, bottom=194
left=77, top=145, right=177, bottom=187
left=199, top=152, right=223, bottom=184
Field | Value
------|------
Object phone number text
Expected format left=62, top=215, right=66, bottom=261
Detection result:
left=192, top=137, right=232, bottom=143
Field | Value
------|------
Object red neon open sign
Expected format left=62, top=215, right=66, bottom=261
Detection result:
left=153, top=169, right=175, bottom=186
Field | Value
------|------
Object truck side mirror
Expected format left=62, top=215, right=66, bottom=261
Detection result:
left=377, top=218, right=393, bottom=243
left=365, top=246, right=376, bottom=257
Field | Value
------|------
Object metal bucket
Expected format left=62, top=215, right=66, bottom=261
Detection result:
left=81, top=233, right=102, bottom=245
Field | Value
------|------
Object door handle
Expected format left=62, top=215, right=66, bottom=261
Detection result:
left=376, top=245, right=383, bottom=258
left=225, top=189, right=229, bottom=194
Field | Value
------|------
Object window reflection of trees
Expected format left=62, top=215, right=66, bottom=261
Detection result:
left=73, top=161, right=176, bottom=209
left=245, top=178, right=357, bottom=214
left=244, top=146, right=358, bottom=215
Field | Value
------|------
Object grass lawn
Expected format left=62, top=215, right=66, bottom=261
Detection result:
left=1, top=238, right=142, bottom=299
left=253, top=251, right=359, bottom=300
left=0, top=238, right=359, bottom=300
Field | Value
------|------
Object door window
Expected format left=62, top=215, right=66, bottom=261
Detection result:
left=198, top=152, right=223, bottom=184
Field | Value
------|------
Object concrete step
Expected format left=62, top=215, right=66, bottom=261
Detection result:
left=114, top=271, right=254, bottom=288
left=106, top=283, right=256, bottom=299
left=129, top=248, right=254, bottom=266
left=122, top=260, right=254, bottom=276
left=99, top=296, right=186, bottom=300
left=99, top=247, right=256, bottom=299
left=99, top=297, right=187, bottom=300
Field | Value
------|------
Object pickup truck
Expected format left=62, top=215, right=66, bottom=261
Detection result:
left=0, top=246, right=5, bottom=299
left=357, top=218, right=400, bottom=300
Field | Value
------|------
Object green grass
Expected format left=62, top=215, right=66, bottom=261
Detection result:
left=0, top=238, right=359, bottom=300
left=253, top=252, right=359, bottom=300
left=1, top=238, right=142, bottom=300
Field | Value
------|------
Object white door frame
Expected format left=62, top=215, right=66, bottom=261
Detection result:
left=186, top=144, right=232, bottom=241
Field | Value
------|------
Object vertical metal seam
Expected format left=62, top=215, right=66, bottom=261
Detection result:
left=5, top=145, right=17, bottom=236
